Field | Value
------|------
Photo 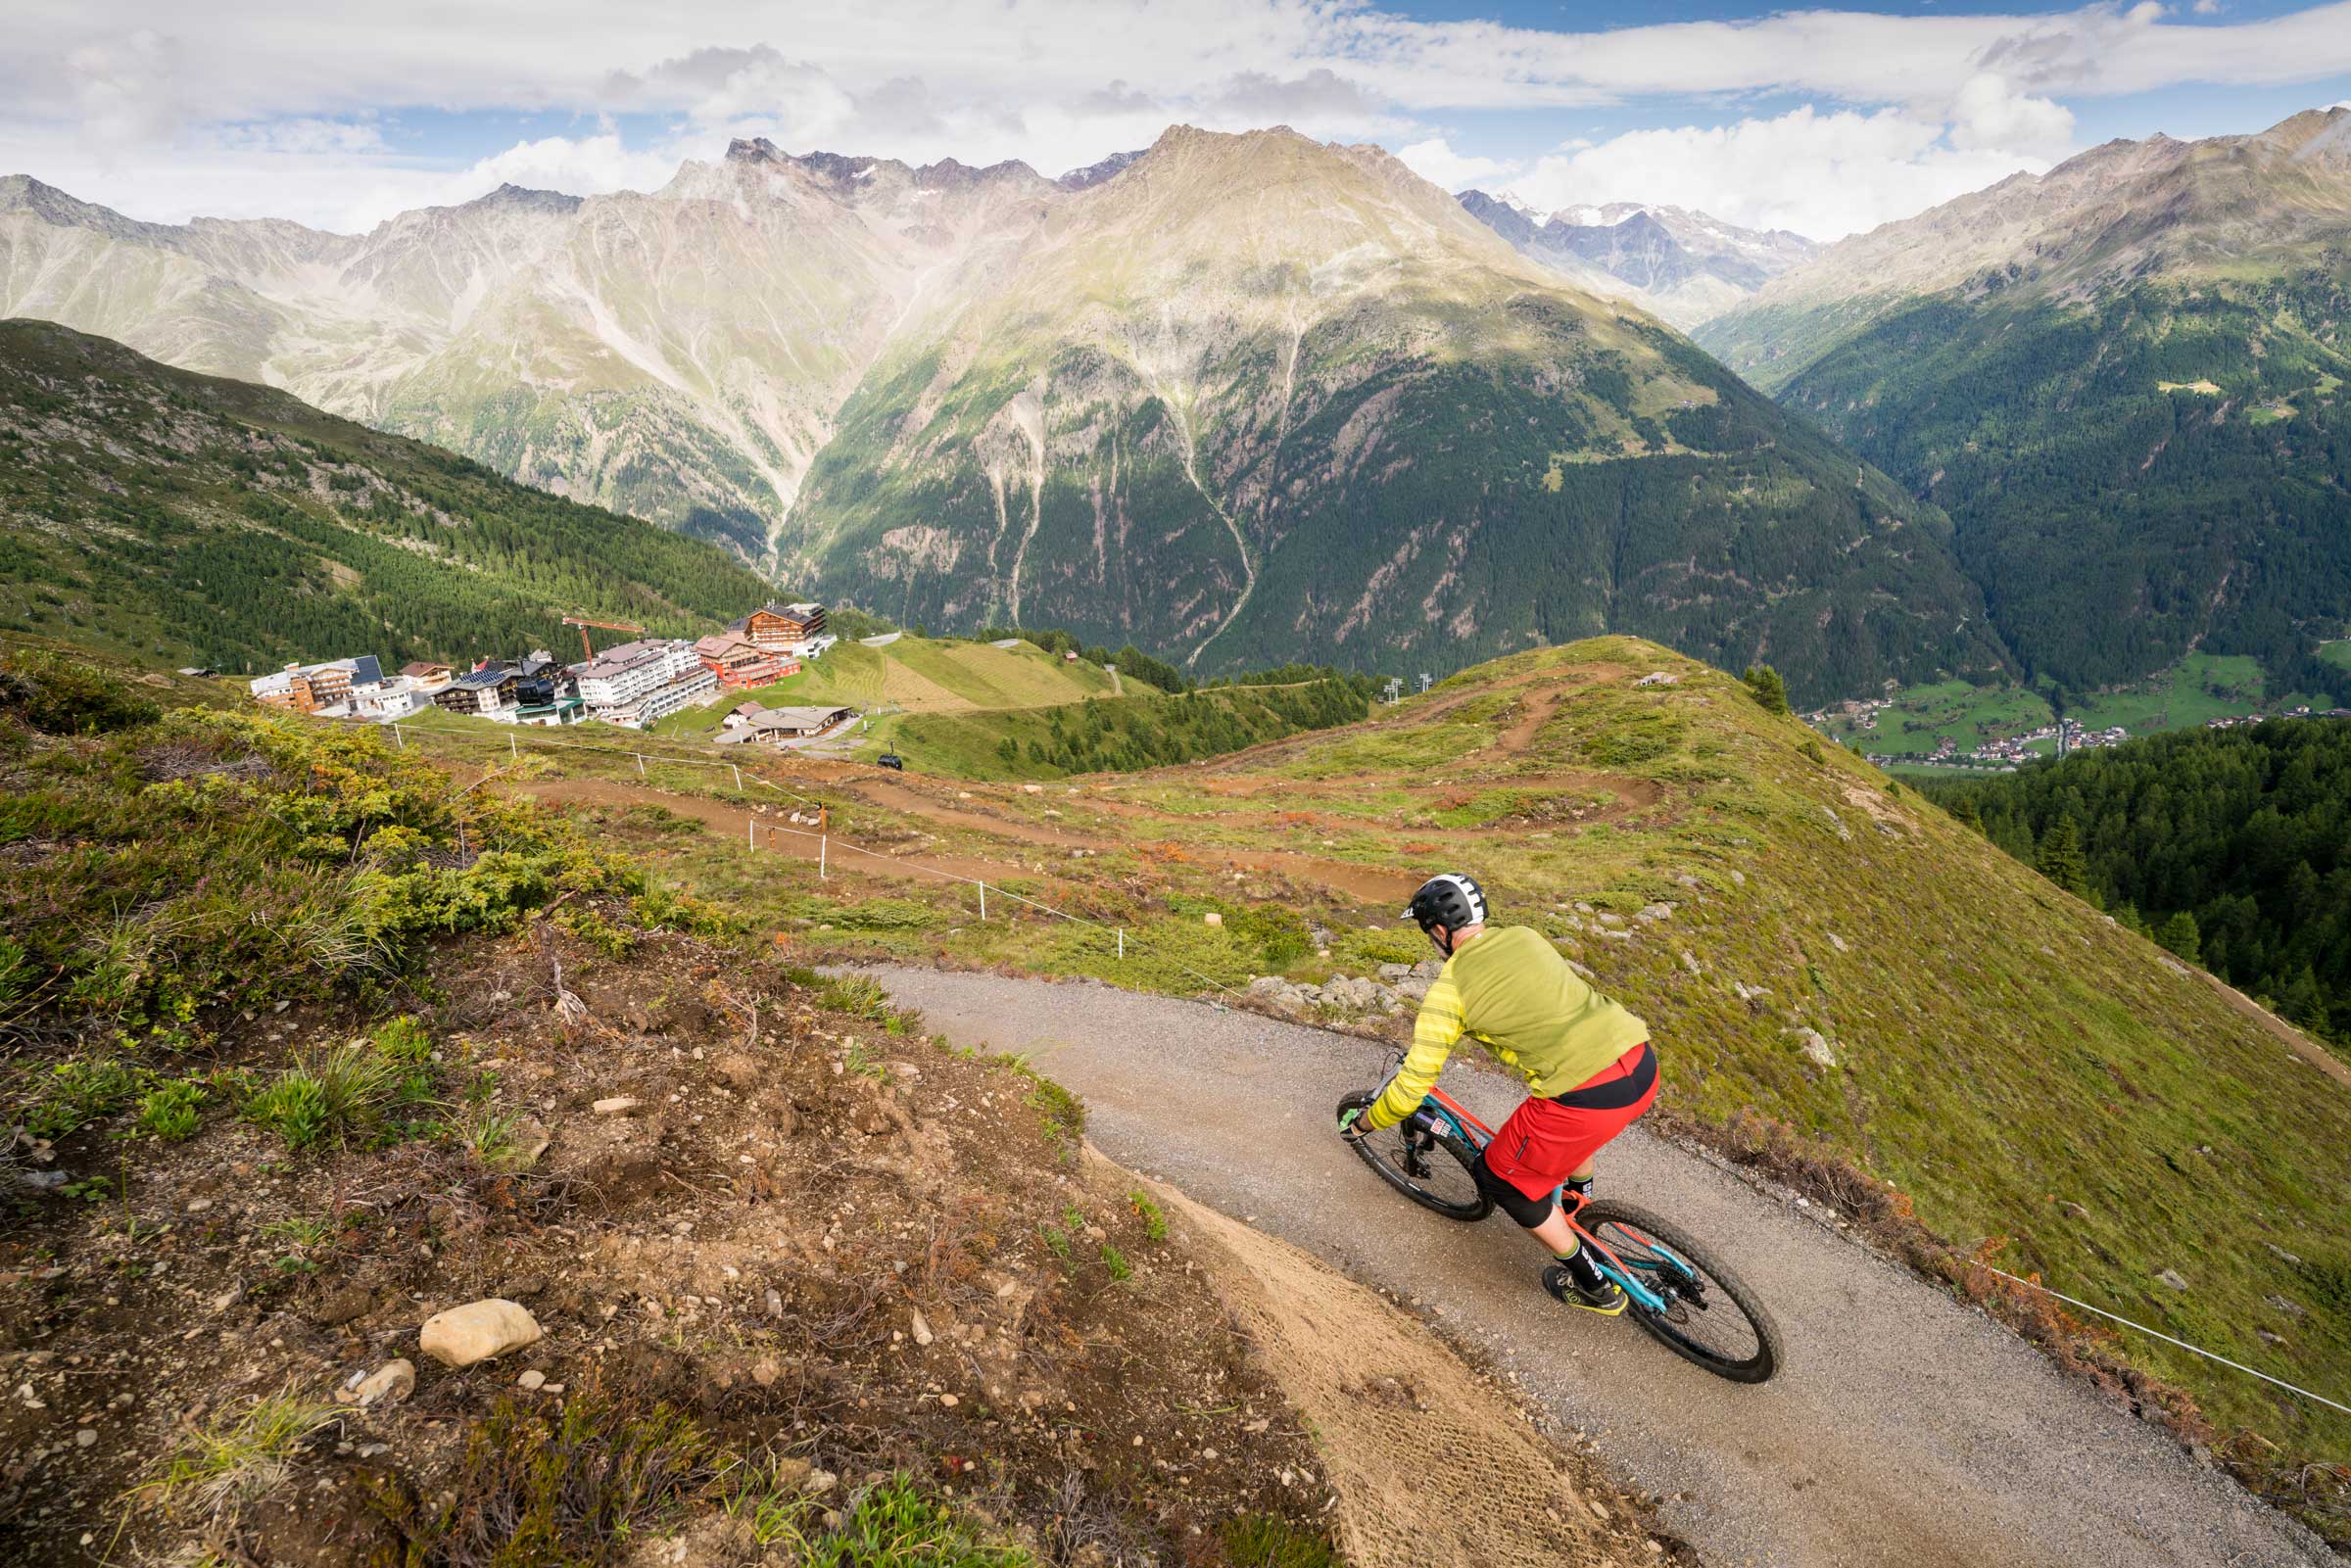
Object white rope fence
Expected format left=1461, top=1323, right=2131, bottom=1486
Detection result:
left=1979, top=1265, right=2351, bottom=1418
left=381, top=716, right=1249, bottom=1002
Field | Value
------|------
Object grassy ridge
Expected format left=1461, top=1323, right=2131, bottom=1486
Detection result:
left=0, top=318, right=776, bottom=673
left=572, top=636, right=2351, bottom=1532
left=648, top=636, right=1133, bottom=741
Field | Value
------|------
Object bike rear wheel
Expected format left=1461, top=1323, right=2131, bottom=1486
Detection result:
left=1338, top=1091, right=1492, bottom=1222
left=1582, top=1200, right=1782, bottom=1384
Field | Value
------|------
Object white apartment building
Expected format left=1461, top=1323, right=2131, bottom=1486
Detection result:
left=573, top=639, right=716, bottom=729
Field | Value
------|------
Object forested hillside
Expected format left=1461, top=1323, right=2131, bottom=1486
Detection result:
left=1697, top=111, right=2351, bottom=700
left=1924, top=720, right=2351, bottom=1040
left=0, top=319, right=775, bottom=672
left=1759, top=281, right=2351, bottom=696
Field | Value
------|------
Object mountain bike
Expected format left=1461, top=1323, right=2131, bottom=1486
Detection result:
left=1338, top=1070, right=1783, bottom=1384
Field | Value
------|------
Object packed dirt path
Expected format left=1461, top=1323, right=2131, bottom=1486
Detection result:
left=859, top=966, right=2330, bottom=1568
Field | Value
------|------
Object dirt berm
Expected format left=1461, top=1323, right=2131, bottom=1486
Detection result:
left=1136, top=1159, right=1671, bottom=1567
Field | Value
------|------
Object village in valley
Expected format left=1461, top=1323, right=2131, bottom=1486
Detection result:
left=241, top=601, right=863, bottom=749
left=1811, top=690, right=2350, bottom=773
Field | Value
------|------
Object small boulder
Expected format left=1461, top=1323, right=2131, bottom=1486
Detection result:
left=1202, top=912, right=1223, bottom=927
left=1790, top=1027, right=1838, bottom=1069
left=592, top=1096, right=645, bottom=1117
left=2156, top=1268, right=2190, bottom=1293
left=910, top=1309, right=935, bottom=1347
left=419, top=1299, right=544, bottom=1368
left=1635, top=903, right=1673, bottom=923
left=1376, top=962, right=1412, bottom=981
left=337, top=1359, right=415, bottom=1407
left=713, top=1055, right=762, bottom=1093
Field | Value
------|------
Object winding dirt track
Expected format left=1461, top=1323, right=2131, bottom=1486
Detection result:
left=859, top=966, right=2330, bottom=1568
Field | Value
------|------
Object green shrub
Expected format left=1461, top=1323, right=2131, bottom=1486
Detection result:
left=371, top=1015, right=433, bottom=1064
left=1128, top=1189, right=1168, bottom=1242
left=1099, top=1243, right=1132, bottom=1282
left=20, top=1056, right=147, bottom=1141
left=135, top=1078, right=208, bottom=1141
left=0, top=650, right=162, bottom=736
left=806, top=1476, right=1031, bottom=1567
left=244, top=1042, right=399, bottom=1150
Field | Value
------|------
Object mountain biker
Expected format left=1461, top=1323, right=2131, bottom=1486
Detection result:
left=1340, top=873, right=1657, bottom=1314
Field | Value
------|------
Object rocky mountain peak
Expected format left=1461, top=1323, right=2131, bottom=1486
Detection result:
left=1057, top=149, right=1147, bottom=192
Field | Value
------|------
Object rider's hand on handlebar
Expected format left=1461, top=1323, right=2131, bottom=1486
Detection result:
left=1337, top=1105, right=1370, bottom=1142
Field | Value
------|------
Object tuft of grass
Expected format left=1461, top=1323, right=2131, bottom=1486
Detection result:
left=1222, top=1513, right=1339, bottom=1568
left=134, top=1386, right=339, bottom=1514
left=712, top=1448, right=823, bottom=1550
left=1127, top=1190, right=1168, bottom=1243
left=805, top=1476, right=1032, bottom=1567
left=244, top=1041, right=399, bottom=1151
left=455, top=1104, right=524, bottom=1164
left=423, top=1388, right=716, bottom=1563
left=1099, top=1244, right=1132, bottom=1283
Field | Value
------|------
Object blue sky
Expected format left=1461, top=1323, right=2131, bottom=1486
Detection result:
left=5, top=1, right=2349, bottom=239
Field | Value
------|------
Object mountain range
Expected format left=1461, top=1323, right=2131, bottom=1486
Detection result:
left=1698, top=107, right=2351, bottom=699
left=1, top=128, right=2006, bottom=701
left=1456, top=193, right=1819, bottom=328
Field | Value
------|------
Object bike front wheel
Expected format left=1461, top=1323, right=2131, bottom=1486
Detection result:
left=1583, top=1200, right=1782, bottom=1384
left=1338, top=1091, right=1493, bottom=1222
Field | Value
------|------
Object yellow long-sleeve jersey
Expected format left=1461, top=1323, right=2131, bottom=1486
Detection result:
left=1363, top=926, right=1649, bottom=1131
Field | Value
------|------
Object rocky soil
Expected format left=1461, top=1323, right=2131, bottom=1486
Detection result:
left=1, top=922, right=1359, bottom=1565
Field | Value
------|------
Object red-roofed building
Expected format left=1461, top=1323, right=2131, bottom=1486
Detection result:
left=693, top=634, right=793, bottom=689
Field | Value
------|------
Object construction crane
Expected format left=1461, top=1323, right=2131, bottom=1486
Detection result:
left=560, top=616, right=645, bottom=662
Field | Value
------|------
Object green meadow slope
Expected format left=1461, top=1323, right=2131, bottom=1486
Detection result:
left=534, top=637, right=2351, bottom=1528
left=0, top=318, right=775, bottom=672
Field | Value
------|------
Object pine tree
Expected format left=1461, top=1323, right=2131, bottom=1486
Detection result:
left=2154, top=910, right=2202, bottom=964
left=2036, top=817, right=2092, bottom=897
left=1742, top=665, right=1791, bottom=715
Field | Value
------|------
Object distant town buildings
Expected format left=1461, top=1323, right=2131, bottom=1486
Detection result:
left=251, top=600, right=852, bottom=739
left=251, top=655, right=382, bottom=714
left=573, top=638, right=716, bottom=727
left=727, top=602, right=834, bottom=659
left=713, top=701, right=858, bottom=746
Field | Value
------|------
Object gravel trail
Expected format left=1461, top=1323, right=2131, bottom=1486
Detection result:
left=861, top=965, right=2329, bottom=1568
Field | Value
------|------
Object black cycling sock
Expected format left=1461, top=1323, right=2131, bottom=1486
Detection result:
left=1554, top=1239, right=1607, bottom=1290
left=1562, top=1174, right=1594, bottom=1206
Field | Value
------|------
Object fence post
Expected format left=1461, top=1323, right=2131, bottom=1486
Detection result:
left=635, top=753, right=645, bottom=776
left=1117, top=927, right=1124, bottom=959
left=509, top=734, right=518, bottom=761
left=731, top=764, right=741, bottom=790
left=819, top=836, right=828, bottom=879
left=979, top=882, right=986, bottom=921
left=747, top=818, right=755, bottom=849
left=392, top=722, right=404, bottom=749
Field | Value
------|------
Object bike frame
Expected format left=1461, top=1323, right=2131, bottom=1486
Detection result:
left=1409, top=1085, right=1684, bottom=1313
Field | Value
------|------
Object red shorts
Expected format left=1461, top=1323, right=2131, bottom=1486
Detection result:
left=1480, top=1042, right=1656, bottom=1204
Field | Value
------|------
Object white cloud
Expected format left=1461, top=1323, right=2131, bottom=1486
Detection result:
left=1393, top=136, right=1519, bottom=191
left=1, top=1, right=2347, bottom=229
left=1508, top=105, right=2061, bottom=241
